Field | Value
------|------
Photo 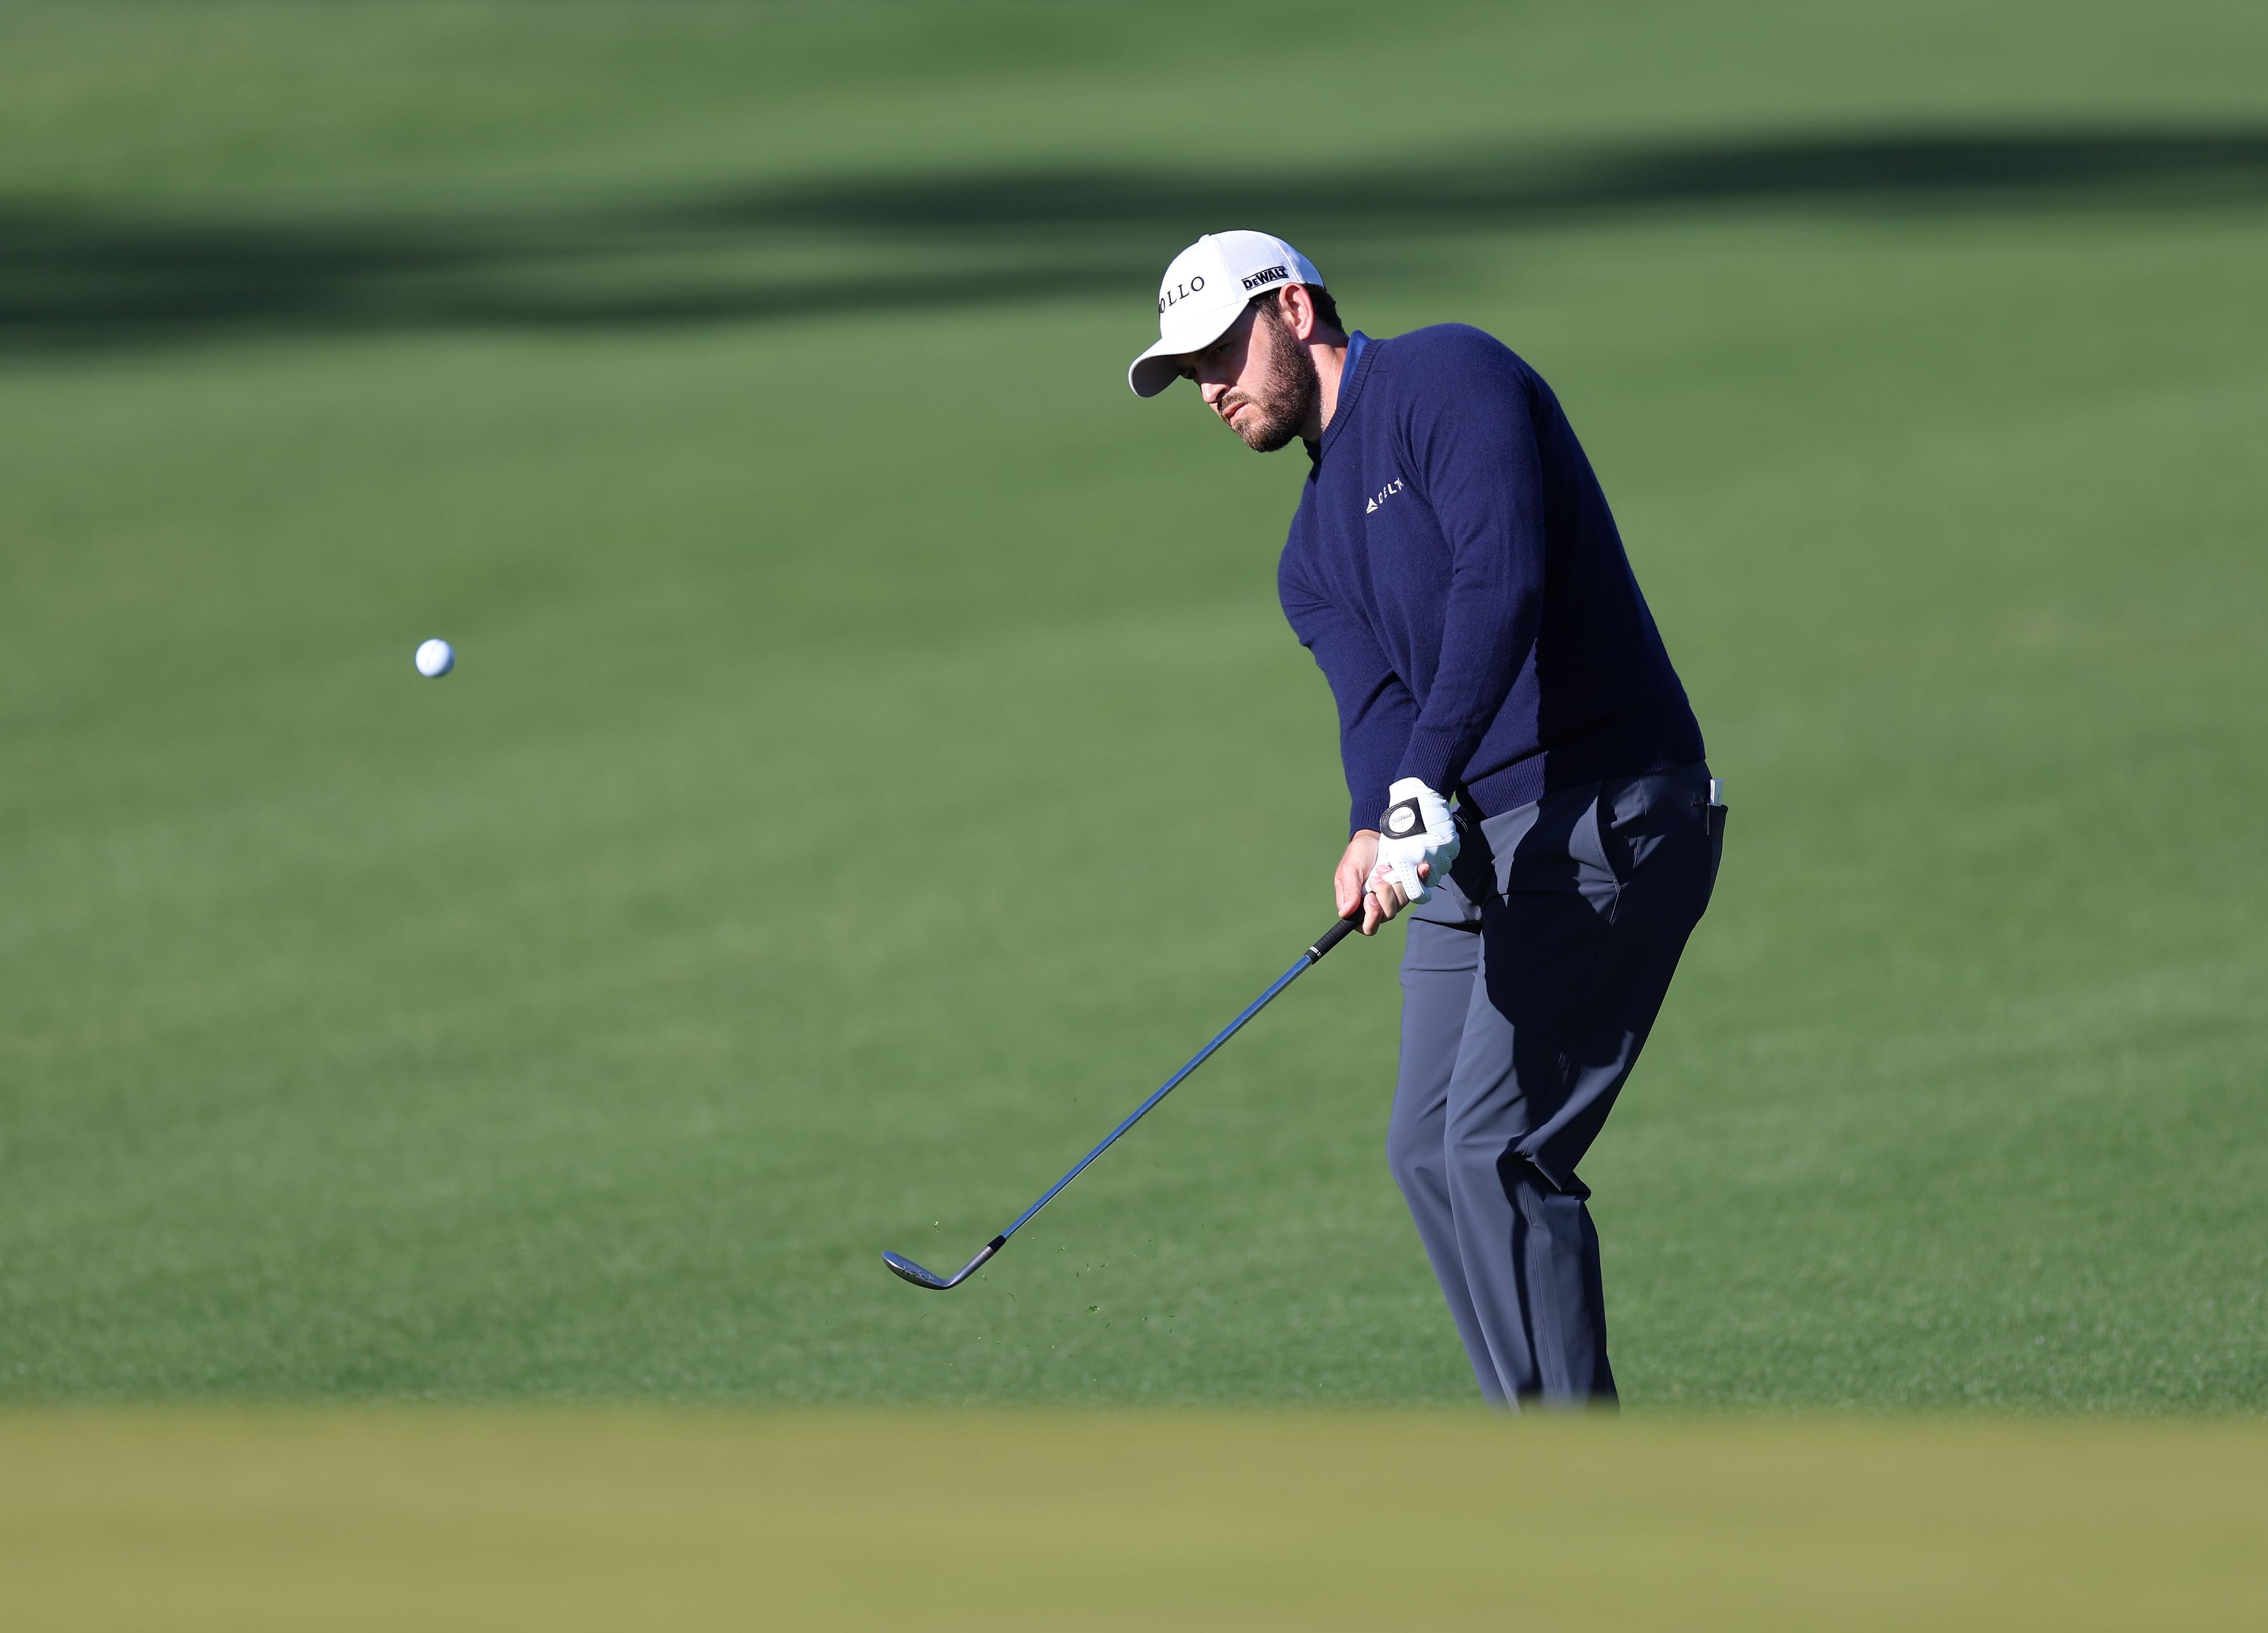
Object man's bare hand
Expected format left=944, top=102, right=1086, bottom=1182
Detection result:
left=1336, top=829, right=1429, bottom=935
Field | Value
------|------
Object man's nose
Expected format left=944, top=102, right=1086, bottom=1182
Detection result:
left=1200, top=378, right=1229, bottom=407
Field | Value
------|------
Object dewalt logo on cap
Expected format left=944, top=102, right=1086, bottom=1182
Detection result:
left=1240, top=264, right=1290, bottom=292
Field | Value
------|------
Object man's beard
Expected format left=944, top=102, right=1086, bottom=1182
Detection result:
left=1221, top=309, right=1319, bottom=453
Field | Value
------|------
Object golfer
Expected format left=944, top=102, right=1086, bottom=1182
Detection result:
left=1129, top=232, right=1722, bottom=1408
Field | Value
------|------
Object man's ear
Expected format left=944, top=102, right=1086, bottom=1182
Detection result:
left=1278, top=283, right=1318, bottom=342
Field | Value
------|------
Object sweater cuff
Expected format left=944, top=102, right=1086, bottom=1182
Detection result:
left=1395, top=727, right=1463, bottom=799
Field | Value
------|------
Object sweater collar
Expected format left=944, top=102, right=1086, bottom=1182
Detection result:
left=1307, top=331, right=1374, bottom=470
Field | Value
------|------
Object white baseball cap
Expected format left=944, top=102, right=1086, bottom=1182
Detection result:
left=1126, top=230, right=1325, bottom=397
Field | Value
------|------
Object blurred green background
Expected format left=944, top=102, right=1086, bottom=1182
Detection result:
left=3, top=0, right=2263, bottom=1408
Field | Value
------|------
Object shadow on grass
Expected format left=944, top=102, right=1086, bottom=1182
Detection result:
left=6, top=126, right=2265, bottom=352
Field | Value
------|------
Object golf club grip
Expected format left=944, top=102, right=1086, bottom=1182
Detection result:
left=1306, top=911, right=1361, bottom=962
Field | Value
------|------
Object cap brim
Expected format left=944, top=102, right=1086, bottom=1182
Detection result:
left=1126, top=304, right=1242, bottom=398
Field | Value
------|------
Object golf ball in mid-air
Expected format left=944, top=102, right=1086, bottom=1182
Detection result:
left=414, top=638, right=455, bottom=678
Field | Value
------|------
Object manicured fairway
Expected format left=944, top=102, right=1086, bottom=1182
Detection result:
left=4, top=1411, right=2266, bottom=1630
left=4, top=2, right=2266, bottom=1409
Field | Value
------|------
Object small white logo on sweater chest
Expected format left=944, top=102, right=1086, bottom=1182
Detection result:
left=1365, top=478, right=1405, bottom=514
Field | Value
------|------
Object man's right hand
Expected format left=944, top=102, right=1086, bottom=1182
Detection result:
left=1335, top=829, right=1429, bottom=936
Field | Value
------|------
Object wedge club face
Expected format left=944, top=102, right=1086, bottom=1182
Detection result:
left=882, top=1237, right=1002, bottom=1291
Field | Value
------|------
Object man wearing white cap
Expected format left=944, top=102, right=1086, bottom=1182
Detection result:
left=1131, top=231, right=1724, bottom=1408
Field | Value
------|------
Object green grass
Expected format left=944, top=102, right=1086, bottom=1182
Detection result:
left=4, top=1411, right=2266, bottom=1630
left=3, top=1, right=2265, bottom=1408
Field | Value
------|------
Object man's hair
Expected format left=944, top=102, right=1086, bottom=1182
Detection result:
left=1250, top=283, right=1345, bottom=336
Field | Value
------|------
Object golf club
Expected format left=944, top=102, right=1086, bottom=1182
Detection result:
left=883, top=909, right=1366, bottom=1290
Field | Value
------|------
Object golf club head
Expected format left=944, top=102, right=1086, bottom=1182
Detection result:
left=882, top=1251, right=954, bottom=1290
left=882, top=1236, right=1004, bottom=1291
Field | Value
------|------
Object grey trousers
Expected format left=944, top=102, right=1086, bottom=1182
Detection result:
left=1388, top=764, right=1720, bottom=1408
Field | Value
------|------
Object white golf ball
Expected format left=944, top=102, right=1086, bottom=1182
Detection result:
left=414, top=638, right=455, bottom=678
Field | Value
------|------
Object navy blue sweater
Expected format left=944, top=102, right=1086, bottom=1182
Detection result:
left=1278, top=325, right=1704, bottom=834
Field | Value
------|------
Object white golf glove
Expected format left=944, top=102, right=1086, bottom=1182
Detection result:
left=1372, top=777, right=1459, bottom=904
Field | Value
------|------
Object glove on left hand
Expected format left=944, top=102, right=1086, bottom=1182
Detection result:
left=1372, top=778, right=1459, bottom=904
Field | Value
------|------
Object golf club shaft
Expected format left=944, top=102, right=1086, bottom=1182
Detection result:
left=994, top=908, right=1363, bottom=1247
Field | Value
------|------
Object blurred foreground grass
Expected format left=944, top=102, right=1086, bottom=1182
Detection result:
left=4, top=1410, right=2265, bottom=1631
